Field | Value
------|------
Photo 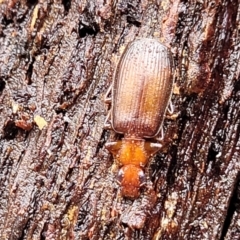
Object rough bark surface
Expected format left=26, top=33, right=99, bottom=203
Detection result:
left=0, top=0, right=239, bottom=240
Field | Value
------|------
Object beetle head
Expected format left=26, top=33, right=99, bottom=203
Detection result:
left=117, top=165, right=145, bottom=199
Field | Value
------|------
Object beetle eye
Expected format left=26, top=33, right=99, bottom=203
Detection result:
left=138, top=170, right=146, bottom=187
left=117, top=168, right=124, bottom=184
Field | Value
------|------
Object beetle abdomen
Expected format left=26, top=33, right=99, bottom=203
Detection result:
left=112, top=38, right=173, bottom=138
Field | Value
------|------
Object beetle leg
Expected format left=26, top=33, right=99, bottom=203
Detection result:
left=104, top=110, right=112, bottom=129
left=166, top=100, right=180, bottom=120
left=104, top=83, right=113, bottom=104
left=144, top=142, right=162, bottom=157
left=155, top=127, right=164, bottom=142
left=105, top=140, right=122, bottom=156
left=167, top=100, right=174, bottom=115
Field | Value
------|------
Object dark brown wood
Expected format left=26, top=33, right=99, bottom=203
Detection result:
left=0, top=0, right=239, bottom=239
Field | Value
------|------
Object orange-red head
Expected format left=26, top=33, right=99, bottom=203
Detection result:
left=117, top=165, right=145, bottom=199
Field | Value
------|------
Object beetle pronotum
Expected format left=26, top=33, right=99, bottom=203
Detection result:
left=105, top=38, right=173, bottom=198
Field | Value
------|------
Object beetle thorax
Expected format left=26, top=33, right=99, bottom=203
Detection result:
left=117, top=138, right=148, bottom=167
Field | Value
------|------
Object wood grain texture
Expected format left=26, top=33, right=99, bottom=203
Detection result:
left=0, top=0, right=239, bottom=239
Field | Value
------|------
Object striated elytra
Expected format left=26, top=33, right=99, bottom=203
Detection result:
left=105, top=38, right=173, bottom=198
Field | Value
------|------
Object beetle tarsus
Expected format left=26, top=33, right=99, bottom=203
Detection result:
left=155, top=127, right=164, bottom=142
left=104, top=83, right=113, bottom=104
left=104, top=110, right=112, bottom=129
left=167, top=100, right=174, bottom=115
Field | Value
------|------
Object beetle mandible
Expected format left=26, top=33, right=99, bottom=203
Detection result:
left=105, top=38, right=173, bottom=198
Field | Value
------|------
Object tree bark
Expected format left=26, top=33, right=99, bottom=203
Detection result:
left=0, top=0, right=239, bottom=239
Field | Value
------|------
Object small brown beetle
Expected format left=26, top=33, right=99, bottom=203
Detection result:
left=105, top=38, right=173, bottom=198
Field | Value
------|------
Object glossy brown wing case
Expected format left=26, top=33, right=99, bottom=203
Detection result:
left=111, top=38, right=173, bottom=138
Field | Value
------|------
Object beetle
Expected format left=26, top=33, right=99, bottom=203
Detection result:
left=105, top=38, right=173, bottom=198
